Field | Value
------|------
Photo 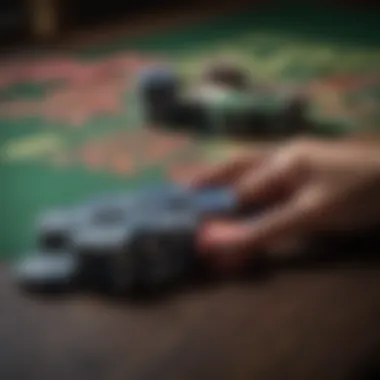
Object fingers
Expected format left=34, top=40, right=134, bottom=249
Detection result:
left=198, top=220, right=252, bottom=271
left=199, top=187, right=324, bottom=257
left=193, top=138, right=324, bottom=270
left=235, top=149, right=305, bottom=205
left=243, top=189, right=323, bottom=248
left=187, top=147, right=269, bottom=188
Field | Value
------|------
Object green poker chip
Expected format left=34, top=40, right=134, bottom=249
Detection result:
left=221, top=92, right=252, bottom=112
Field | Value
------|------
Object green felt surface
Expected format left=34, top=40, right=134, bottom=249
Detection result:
left=1, top=5, right=380, bottom=259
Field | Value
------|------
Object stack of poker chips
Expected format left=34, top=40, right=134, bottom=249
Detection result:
left=136, top=61, right=308, bottom=137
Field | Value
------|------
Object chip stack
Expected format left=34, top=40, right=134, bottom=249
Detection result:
left=136, top=62, right=309, bottom=137
left=137, top=66, right=180, bottom=125
left=201, top=60, right=252, bottom=91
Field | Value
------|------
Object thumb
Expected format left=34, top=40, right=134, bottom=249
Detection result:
left=200, top=188, right=323, bottom=254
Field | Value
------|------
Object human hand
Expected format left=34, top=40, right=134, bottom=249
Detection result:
left=190, top=138, right=380, bottom=268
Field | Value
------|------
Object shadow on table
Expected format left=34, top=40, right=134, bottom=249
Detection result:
left=263, top=228, right=380, bottom=272
left=15, top=228, right=380, bottom=307
left=349, top=343, right=380, bottom=380
left=100, top=228, right=380, bottom=305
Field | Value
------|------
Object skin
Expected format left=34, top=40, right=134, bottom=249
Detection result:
left=188, top=137, right=380, bottom=269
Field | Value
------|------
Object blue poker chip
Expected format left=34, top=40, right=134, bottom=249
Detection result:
left=136, top=66, right=178, bottom=90
left=194, top=187, right=237, bottom=214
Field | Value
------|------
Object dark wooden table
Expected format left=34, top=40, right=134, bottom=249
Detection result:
left=1, top=256, right=380, bottom=380
left=2, top=4, right=380, bottom=378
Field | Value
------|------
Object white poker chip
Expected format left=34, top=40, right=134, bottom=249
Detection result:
left=184, top=84, right=231, bottom=106
left=15, top=252, right=77, bottom=285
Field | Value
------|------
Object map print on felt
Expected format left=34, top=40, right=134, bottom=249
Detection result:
left=1, top=30, right=380, bottom=257
left=1, top=33, right=380, bottom=176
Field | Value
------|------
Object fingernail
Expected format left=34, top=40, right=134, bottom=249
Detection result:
left=199, top=222, right=238, bottom=249
left=197, top=225, right=215, bottom=254
left=197, top=223, right=219, bottom=254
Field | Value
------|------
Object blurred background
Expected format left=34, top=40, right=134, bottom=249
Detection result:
left=0, top=1, right=377, bottom=47
left=2, top=0, right=251, bottom=47
left=1, top=2, right=380, bottom=380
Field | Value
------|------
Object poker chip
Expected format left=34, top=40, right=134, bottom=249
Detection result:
left=185, top=84, right=230, bottom=106
left=201, top=58, right=251, bottom=90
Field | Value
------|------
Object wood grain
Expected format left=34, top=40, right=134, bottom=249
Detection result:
left=1, top=258, right=380, bottom=380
